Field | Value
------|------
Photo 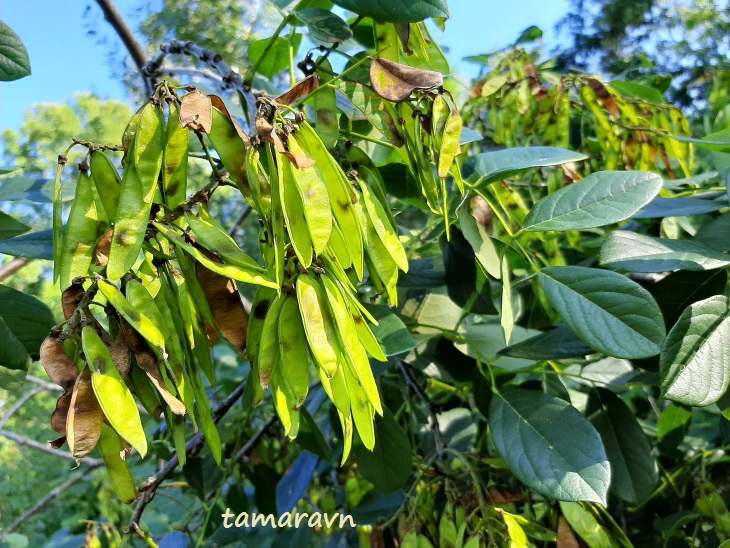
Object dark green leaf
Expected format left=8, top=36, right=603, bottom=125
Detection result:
left=0, top=20, right=31, bottom=81
left=333, top=0, right=449, bottom=23
left=657, top=404, right=692, bottom=454
left=523, top=171, right=662, bottom=231
left=660, top=295, right=730, bottom=406
left=183, top=456, right=223, bottom=500
left=499, top=326, right=596, bottom=360
left=378, top=162, right=423, bottom=207
left=651, top=270, right=727, bottom=329
left=586, top=388, right=658, bottom=504
left=609, top=81, right=665, bottom=104
left=0, top=284, right=57, bottom=389
left=248, top=34, right=303, bottom=78
left=296, top=9, right=352, bottom=44
left=364, top=304, right=416, bottom=356
left=634, top=197, right=728, bottom=218
left=489, top=387, right=610, bottom=505
left=355, top=407, right=412, bottom=493
left=351, top=491, right=404, bottom=525
left=538, top=266, right=666, bottom=359
left=458, top=204, right=501, bottom=279
left=474, top=147, right=588, bottom=188
left=600, top=231, right=730, bottom=272
left=459, top=127, right=483, bottom=145
left=513, top=25, right=543, bottom=45
left=0, top=176, right=55, bottom=203
left=441, top=229, right=498, bottom=315
left=398, top=257, right=445, bottom=288
left=694, top=212, right=730, bottom=252
left=294, top=407, right=331, bottom=460
left=0, top=229, right=54, bottom=259
left=275, top=451, right=319, bottom=514
left=0, top=211, right=30, bottom=240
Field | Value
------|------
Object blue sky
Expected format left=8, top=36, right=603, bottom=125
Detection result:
left=0, top=0, right=570, bottom=134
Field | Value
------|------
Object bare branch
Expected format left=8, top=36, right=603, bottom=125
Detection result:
left=26, top=375, right=63, bottom=392
left=5, top=464, right=101, bottom=534
left=0, top=387, right=42, bottom=430
left=398, top=360, right=445, bottom=457
left=228, top=205, right=253, bottom=239
left=125, top=381, right=274, bottom=534
left=0, top=258, right=32, bottom=282
left=0, top=429, right=103, bottom=467
left=95, top=0, right=153, bottom=96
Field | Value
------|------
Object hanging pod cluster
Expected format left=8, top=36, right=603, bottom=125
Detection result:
left=44, top=80, right=412, bottom=490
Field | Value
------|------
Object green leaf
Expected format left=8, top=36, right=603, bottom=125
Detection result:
left=513, top=25, right=542, bottom=45
left=600, top=231, right=730, bottom=272
left=0, top=176, right=55, bottom=203
left=364, top=304, right=416, bottom=356
left=0, top=210, right=30, bottom=240
left=441, top=229, right=497, bottom=315
left=333, top=0, right=449, bottom=23
left=454, top=322, right=541, bottom=371
left=294, top=406, right=332, bottom=461
left=559, top=502, right=614, bottom=547
left=398, top=257, right=445, bottom=288
left=660, top=295, right=730, bottom=406
left=0, top=20, right=30, bottom=81
left=354, top=407, right=413, bottom=493
left=670, top=131, right=730, bottom=153
left=651, top=270, right=728, bottom=329
left=695, top=212, right=730, bottom=252
left=474, top=147, right=588, bottom=188
left=0, top=284, right=55, bottom=389
left=248, top=34, right=303, bottom=78
left=498, top=326, right=595, bottom=360
left=657, top=404, right=692, bottom=454
left=0, top=228, right=53, bottom=259
left=296, top=9, right=352, bottom=44
left=609, top=81, right=665, bottom=104
left=538, top=266, right=666, bottom=359
left=457, top=204, right=501, bottom=279
left=586, top=388, right=658, bottom=504
left=489, top=387, right=611, bottom=505
left=523, top=171, right=662, bottom=232
left=634, top=197, right=728, bottom=218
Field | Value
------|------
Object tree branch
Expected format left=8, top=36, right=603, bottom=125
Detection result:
left=95, top=0, right=153, bottom=96
left=0, top=387, right=42, bottom=430
left=0, top=258, right=32, bottom=282
left=26, top=375, right=64, bottom=392
left=5, top=464, right=102, bottom=535
left=0, top=429, right=103, bottom=467
left=398, top=360, right=445, bottom=457
left=125, top=381, right=274, bottom=534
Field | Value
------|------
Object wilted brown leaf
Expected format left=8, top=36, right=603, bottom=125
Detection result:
left=487, top=486, right=525, bottom=504
left=395, top=23, right=414, bottom=55
left=67, top=368, right=104, bottom=458
left=195, top=249, right=249, bottom=354
left=40, top=335, right=78, bottom=391
left=275, top=73, right=320, bottom=106
left=370, top=57, right=443, bottom=102
left=180, top=89, right=213, bottom=133
left=586, top=78, right=620, bottom=117
left=254, top=113, right=316, bottom=168
left=93, top=228, right=113, bottom=267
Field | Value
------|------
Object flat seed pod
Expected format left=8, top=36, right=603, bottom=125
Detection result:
left=277, top=295, right=310, bottom=408
left=296, top=273, right=340, bottom=378
left=51, top=392, right=71, bottom=435
left=67, top=367, right=104, bottom=458
left=256, top=294, right=286, bottom=389
left=437, top=106, right=462, bottom=179
left=98, top=424, right=139, bottom=504
left=40, top=334, right=79, bottom=390
left=194, top=248, right=249, bottom=354
left=271, top=363, right=301, bottom=439
left=207, top=107, right=253, bottom=202
left=356, top=178, right=408, bottom=271
left=164, top=101, right=190, bottom=208
left=82, top=326, right=147, bottom=457
left=342, top=361, right=375, bottom=450
left=277, top=150, right=314, bottom=267
left=58, top=168, right=106, bottom=290
left=370, top=58, right=443, bottom=103
left=135, top=349, right=186, bottom=415
left=89, top=150, right=122, bottom=223
left=98, top=280, right=166, bottom=350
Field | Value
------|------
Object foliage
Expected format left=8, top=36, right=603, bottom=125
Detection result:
left=3, top=2, right=730, bottom=548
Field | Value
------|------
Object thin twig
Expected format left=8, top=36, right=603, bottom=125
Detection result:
left=95, top=0, right=153, bottom=96
left=0, top=258, right=32, bottom=282
left=144, top=40, right=257, bottom=127
left=0, top=387, right=42, bottom=430
left=0, top=429, right=103, bottom=466
left=26, top=375, right=64, bottom=392
left=5, top=464, right=102, bottom=534
left=228, top=205, right=253, bottom=238
left=125, top=381, right=262, bottom=534
left=398, top=360, right=445, bottom=456
left=233, top=416, right=276, bottom=463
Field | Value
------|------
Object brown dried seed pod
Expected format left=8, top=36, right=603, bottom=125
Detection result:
left=136, top=350, right=187, bottom=416
left=93, top=227, right=113, bottom=267
left=40, top=335, right=78, bottom=391
left=108, top=332, right=131, bottom=379
left=61, top=283, right=85, bottom=321
left=195, top=247, right=249, bottom=354
left=51, top=393, right=72, bottom=435
left=67, top=368, right=104, bottom=459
